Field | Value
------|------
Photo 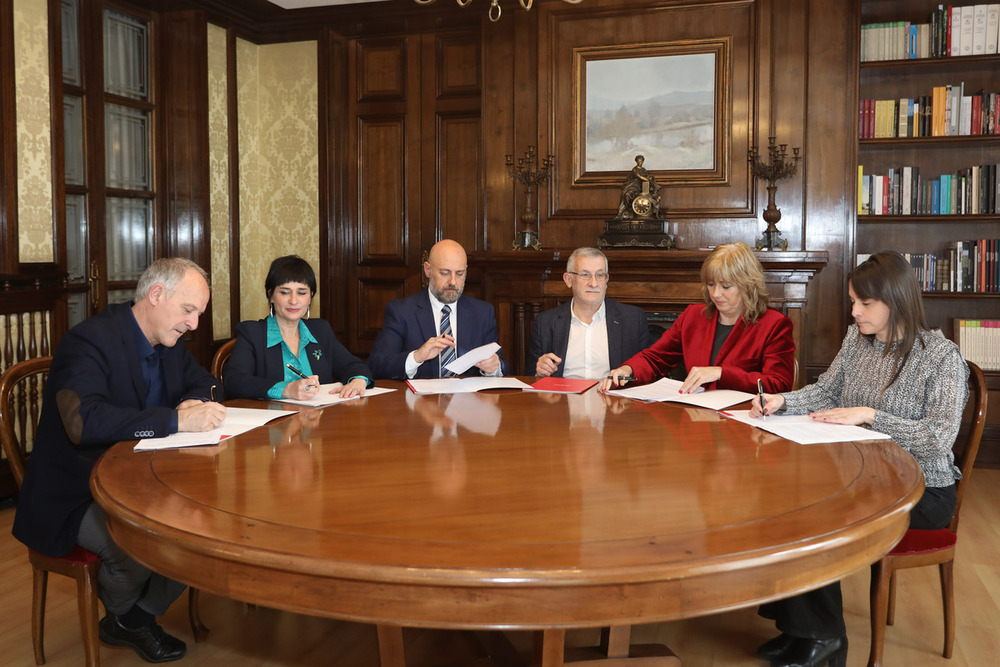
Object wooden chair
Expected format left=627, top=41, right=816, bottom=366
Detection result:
left=0, top=357, right=208, bottom=667
left=211, top=338, right=236, bottom=392
left=867, top=360, right=987, bottom=667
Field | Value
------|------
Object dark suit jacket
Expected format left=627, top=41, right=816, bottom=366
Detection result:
left=367, top=290, right=508, bottom=379
left=225, top=317, right=372, bottom=400
left=12, top=302, right=216, bottom=558
left=626, top=303, right=795, bottom=394
left=527, top=299, right=652, bottom=378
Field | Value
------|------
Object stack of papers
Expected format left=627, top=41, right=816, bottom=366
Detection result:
left=134, top=407, right=291, bottom=451
left=720, top=409, right=892, bottom=445
left=275, top=384, right=396, bottom=407
left=605, top=377, right=755, bottom=410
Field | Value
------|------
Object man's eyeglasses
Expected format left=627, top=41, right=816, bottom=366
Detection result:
left=566, top=271, right=609, bottom=282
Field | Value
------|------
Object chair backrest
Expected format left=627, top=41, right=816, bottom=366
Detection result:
left=211, top=339, right=236, bottom=389
left=951, top=360, right=987, bottom=532
left=0, top=356, right=52, bottom=490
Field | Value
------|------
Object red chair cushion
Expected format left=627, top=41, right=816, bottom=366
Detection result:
left=30, top=546, right=100, bottom=565
left=889, top=528, right=957, bottom=556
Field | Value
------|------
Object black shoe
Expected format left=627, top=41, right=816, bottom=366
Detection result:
left=757, top=633, right=794, bottom=660
left=770, top=636, right=847, bottom=667
left=99, top=614, right=187, bottom=663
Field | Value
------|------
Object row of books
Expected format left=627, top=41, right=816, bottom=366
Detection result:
left=954, top=319, right=1000, bottom=370
left=859, top=87, right=999, bottom=138
left=857, top=164, right=1000, bottom=216
left=860, top=4, right=1000, bottom=61
left=858, top=241, right=1000, bottom=294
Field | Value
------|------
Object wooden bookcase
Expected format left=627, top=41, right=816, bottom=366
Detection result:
left=857, top=0, right=1000, bottom=465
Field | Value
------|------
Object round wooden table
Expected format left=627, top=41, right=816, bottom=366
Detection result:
left=91, top=383, right=923, bottom=666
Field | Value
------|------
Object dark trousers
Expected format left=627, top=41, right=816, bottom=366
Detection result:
left=77, top=503, right=187, bottom=617
left=758, top=484, right=957, bottom=639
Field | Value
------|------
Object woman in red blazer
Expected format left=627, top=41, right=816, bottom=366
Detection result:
left=600, top=242, right=795, bottom=394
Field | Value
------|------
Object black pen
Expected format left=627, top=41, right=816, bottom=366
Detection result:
left=757, top=378, right=767, bottom=420
left=286, top=364, right=317, bottom=388
left=210, top=384, right=217, bottom=402
left=607, top=375, right=637, bottom=382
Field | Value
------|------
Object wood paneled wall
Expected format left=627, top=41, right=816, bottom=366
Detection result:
left=335, top=0, right=855, bottom=376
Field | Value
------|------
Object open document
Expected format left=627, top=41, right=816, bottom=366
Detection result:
left=406, top=376, right=532, bottom=394
left=134, top=407, right=293, bottom=451
left=720, top=409, right=892, bottom=445
left=443, top=342, right=501, bottom=375
left=275, top=383, right=396, bottom=407
left=605, top=377, right=755, bottom=410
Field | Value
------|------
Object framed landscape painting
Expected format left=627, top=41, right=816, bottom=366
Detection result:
left=574, top=39, right=730, bottom=186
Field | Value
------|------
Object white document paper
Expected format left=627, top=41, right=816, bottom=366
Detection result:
left=274, top=383, right=396, bottom=407
left=605, top=377, right=755, bottom=410
left=720, top=409, right=892, bottom=445
left=444, top=342, right=501, bottom=375
left=406, top=376, right=531, bottom=395
left=134, top=407, right=293, bottom=451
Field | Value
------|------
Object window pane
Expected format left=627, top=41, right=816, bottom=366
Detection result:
left=64, top=96, right=84, bottom=185
left=66, top=194, right=88, bottom=282
left=107, top=288, right=135, bottom=305
left=62, top=0, right=81, bottom=85
left=106, top=197, right=152, bottom=283
left=103, top=9, right=148, bottom=100
left=105, top=103, right=150, bottom=190
left=67, top=293, right=88, bottom=329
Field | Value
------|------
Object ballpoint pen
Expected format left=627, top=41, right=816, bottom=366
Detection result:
left=286, top=363, right=317, bottom=389
left=210, top=384, right=217, bottom=402
left=757, top=378, right=767, bottom=420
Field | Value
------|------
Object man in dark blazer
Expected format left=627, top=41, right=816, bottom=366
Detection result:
left=12, top=258, right=225, bottom=663
left=368, top=239, right=507, bottom=380
left=528, top=247, right=652, bottom=378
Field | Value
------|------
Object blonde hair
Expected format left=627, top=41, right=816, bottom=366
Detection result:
left=700, top=242, right=769, bottom=323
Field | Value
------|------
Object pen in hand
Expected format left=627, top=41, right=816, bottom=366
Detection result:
left=210, top=384, right=217, bottom=402
left=286, top=363, right=317, bottom=389
left=757, top=378, right=767, bottom=420
left=607, top=375, right=637, bottom=382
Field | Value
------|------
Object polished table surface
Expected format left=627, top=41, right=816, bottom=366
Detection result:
left=91, top=382, right=923, bottom=665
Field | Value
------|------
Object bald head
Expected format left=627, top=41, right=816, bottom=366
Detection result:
left=424, top=239, right=468, bottom=304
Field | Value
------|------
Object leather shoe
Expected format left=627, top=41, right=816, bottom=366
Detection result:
left=770, top=636, right=847, bottom=667
left=99, top=614, right=186, bottom=663
left=757, top=632, right=794, bottom=660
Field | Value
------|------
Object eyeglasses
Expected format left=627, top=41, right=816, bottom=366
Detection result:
left=566, top=271, right=609, bottom=282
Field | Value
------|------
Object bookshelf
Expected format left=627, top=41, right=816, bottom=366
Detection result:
left=857, top=0, right=1000, bottom=337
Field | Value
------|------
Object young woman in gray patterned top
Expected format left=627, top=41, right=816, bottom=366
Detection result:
left=749, top=250, right=968, bottom=667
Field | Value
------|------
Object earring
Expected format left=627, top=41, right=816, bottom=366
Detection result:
left=270, top=302, right=275, bottom=317
left=306, top=306, right=311, bottom=319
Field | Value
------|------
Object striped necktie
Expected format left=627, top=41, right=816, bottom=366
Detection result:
left=439, top=305, right=456, bottom=377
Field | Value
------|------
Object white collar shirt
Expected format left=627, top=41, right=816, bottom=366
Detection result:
left=561, top=299, right=610, bottom=380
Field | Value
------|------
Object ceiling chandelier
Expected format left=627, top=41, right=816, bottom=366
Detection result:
left=414, top=0, right=583, bottom=23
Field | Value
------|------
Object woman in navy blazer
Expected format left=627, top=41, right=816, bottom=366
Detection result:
left=225, top=256, right=372, bottom=401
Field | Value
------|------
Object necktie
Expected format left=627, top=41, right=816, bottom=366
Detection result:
left=439, top=305, right=456, bottom=377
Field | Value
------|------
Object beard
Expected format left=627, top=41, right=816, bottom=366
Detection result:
left=431, top=283, right=462, bottom=304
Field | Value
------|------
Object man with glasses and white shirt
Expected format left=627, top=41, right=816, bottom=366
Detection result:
left=528, top=247, right=652, bottom=379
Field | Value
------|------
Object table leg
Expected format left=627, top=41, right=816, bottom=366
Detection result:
left=536, top=629, right=567, bottom=667
left=377, top=624, right=406, bottom=667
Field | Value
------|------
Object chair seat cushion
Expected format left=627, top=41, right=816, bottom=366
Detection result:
left=30, top=546, right=100, bottom=565
left=890, top=528, right=957, bottom=555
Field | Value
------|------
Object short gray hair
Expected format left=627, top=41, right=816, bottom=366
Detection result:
left=134, top=257, right=209, bottom=301
left=566, top=247, right=608, bottom=274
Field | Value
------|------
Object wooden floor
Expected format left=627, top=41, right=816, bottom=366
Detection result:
left=2, top=469, right=998, bottom=667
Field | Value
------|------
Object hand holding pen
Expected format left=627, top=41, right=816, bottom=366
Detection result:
left=285, top=363, right=320, bottom=400
left=750, top=383, right=785, bottom=419
left=599, top=366, right=635, bottom=392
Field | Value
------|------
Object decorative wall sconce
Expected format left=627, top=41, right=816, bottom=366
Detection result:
left=414, top=0, right=582, bottom=23
left=505, top=146, right=553, bottom=251
left=748, top=136, right=801, bottom=251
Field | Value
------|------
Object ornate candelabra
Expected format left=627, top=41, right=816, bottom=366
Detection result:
left=505, top=146, right=554, bottom=251
left=748, top=136, right=801, bottom=251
